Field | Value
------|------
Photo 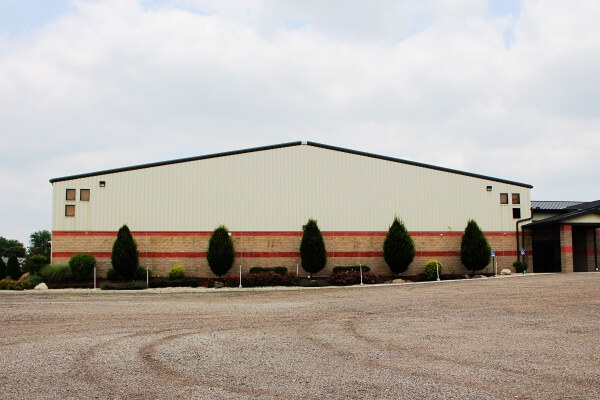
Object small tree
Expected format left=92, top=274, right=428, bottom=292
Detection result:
left=69, top=254, right=96, bottom=281
left=111, top=225, right=139, bottom=281
left=28, top=230, right=51, bottom=260
left=206, top=226, right=235, bottom=279
left=460, top=219, right=491, bottom=274
left=0, top=257, right=6, bottom=279
left=6, top=255, right=21, bottom=280
left=383, top=217, right=416, bottom=275
left=300, top=219, right=327, bottom=278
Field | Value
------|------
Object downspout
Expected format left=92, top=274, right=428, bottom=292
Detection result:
left=594, top=228, right=598, bottom=272
left=516, top=215, right=533, bottom=262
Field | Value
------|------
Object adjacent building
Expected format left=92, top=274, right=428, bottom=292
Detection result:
left=50, top=141, right=533, bottom=277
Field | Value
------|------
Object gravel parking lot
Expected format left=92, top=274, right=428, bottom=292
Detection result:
left=1, top=273, right=599, bottom=399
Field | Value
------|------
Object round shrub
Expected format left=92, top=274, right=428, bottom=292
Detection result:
left=135, top=266, right=152, bottom=280
left=513, top=261, right=528, bottom=273
left=168, top=265, right=185, bottom=280
left=106, top=268, right=120, bottom=281
left=424, top=260, right=443, bottom=280
left=26, top=274, right=43, bottom=287
left=69, top=254, right=96, bottom=281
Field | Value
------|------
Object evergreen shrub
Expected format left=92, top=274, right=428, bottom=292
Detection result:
left=69, top=254, right=96, bottom=281
left=27, top=255, right=48, bottom=274
left=101, top=281, right=147, bottom=290
left=460, top=219, right=491, bottom=274
left=207, top=226, right=235, bottom=278
left=26, top=274, right=43, bottom=287
left=424, top=260, right=443, bottom=280
left=168, top=265, right=185, bottom=280
left=6, top=256, right=21, bottom=280
left=0, top=256, right=6, bottom=279
left=111, top=225, right=139, bottom=281
left=300, top=219, right=327, bottom=277
left=383, top=217, right=416, bottom=275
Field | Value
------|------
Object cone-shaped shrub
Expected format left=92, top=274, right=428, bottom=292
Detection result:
left=300, top=219, right=327, bottom=277
left=383, top=217, right=416, bottom=275
left=6, top=255, right=21, bottom=280
left=460, top=219, right=491, bottom=274
left=111, top=225, right=139, bottom=281
left=207, top=226, right=235, bottom=278
left=0, top=256, right=6, bottom=279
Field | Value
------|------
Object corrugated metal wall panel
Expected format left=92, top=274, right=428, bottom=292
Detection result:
left=52, top=145, right=531, bottom=233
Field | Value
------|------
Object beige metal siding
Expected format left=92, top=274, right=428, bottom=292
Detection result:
left=52, top=145, right=531, bottom=233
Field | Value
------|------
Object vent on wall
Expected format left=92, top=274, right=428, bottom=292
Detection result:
left=99, top=181, right=106, bottom=187
left=486, top=185, right=492, bottom=191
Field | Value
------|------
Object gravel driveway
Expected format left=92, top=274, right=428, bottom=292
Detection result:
left=1, top=273, right=599, bottom=399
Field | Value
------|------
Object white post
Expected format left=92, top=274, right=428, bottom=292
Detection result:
left=146, top=268, right=149, bottom=287
left=436, top=260, right=440, bottom=281
left=494, top=256, right=497, bottom=276
left=239, top=265, right=242, bottom=288
left=296, top=263, right=299, bottom=277
left=360, top=263, right=363, bottom=286
left=93, top=267, right=96, bottom=289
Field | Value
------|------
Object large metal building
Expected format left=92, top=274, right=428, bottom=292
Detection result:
left=50, top=141, right=533, bottom=277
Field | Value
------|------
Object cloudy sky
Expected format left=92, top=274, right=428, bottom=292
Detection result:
left=1, top=0, right=599, bottom=245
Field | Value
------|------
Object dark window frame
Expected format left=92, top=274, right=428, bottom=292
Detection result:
left=80, top=189, right=90, bottom=201
left=66, top=188, right=76, bottom=201
left=65, top=204, right=75, bottom=217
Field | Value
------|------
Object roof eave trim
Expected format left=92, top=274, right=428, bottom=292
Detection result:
left=49, top=141, right=303, bottom=183
left=306, top=141, right=533, bottom=188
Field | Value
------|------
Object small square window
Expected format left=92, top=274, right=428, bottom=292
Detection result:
left=80, top=189, right=90, bottom=201
left=500, top=193, right=508, bottom=204
left=65, top=205, right=75, bottom=217
left=513, top=208, right=521, bottom=219
left=512, top=193, right=520, bottom=204
left=66, top=189, right=76, bottom=201
left=486, top=186, right=492, bottom=192
left=99, top=181, right=106, bottom=187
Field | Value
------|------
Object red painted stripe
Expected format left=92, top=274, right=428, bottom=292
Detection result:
left=239, top=251, right=299, bottom=258
left=561, top=246, right=573, bottom=253
left=561, top=225, right=572, bottom=232
left=53, top=230, right=516, bottom=238
left=52, top=251, right=112, bottom=258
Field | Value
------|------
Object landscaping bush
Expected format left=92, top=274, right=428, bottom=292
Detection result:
left=300, top=219, right=327, bottom=277
left=327, top=270, right=380, bottom=286
left=383, top=217, right=415, bottom=275
left=207, top=226, right=235, bottom=278
left=332, top=265, right=371, bottom=273
left=249, top=266, right=288, bottom=275
left=168, top=265, right=185, bottom=280
left=26, top=274, right=44, bottom=287
left=461, top=219, right=491, bottom=274
left=149, top=277, right=201, bottom=288
left=69, top=254, right=96, bottom=281
left=224, top=272, right=298, bottom=287
left=26, top=255, right=48, bottom=274
left=6, top=255, right=21, bottom=280
left=111, top=225, right=139, bottom=281
left=101, top=281, right=147, bottom=290
left=106, top=268, right=120, bottom=280
left=135, top=266, right=152, bottom=280
left=39, top=264, right=71, bottom=283
left=424, top=260, right=443, bottom=280
left=0, top=278, right=33, bottom=290
left=513, top=261, right=528, bottom=273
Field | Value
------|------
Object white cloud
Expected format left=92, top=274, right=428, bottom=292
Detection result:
left=0, top=0, right=599, bottom=244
